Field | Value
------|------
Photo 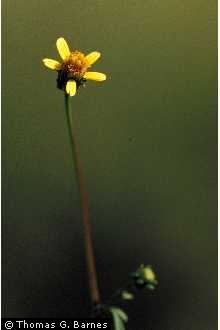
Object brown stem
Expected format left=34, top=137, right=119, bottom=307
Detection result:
left=65, top=94, right=100, bottom=308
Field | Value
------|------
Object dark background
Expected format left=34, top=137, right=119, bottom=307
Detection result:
left=2, top=0, right=217, bottom=329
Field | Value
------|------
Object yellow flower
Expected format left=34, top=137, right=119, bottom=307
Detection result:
left=142, top=266, right=156, bottom=282
left=43, top=37, right=106, bottom=97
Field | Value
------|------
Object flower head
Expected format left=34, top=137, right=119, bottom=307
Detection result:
left=132, top=264, right=158, bottom=290
left=43, top=37, right=106, bottom=96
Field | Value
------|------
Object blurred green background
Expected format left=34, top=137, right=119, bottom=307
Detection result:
left=2, top=0, right=217, bottom=329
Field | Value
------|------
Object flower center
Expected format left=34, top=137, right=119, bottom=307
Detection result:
left=62, top=51, right=89, bottom=79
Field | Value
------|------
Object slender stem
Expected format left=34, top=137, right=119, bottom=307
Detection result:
left=64, top=93, right=101, bottom=308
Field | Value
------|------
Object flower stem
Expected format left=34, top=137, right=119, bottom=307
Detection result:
left=64, top=94, right=101, bottom=310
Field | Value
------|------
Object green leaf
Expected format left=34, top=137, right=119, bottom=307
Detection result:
left=146, top=284, right=155, bottom=290
left=109, top=307, right=128, bottom=330
left=114, top=308, right=128, bottom=322
left=121, top=290, right=134, bottom=300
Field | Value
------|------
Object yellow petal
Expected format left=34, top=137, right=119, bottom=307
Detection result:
left=84, top=72, right=106, bottom=82
left=66, top=80, right=77, bottom=97
left=56, top=37, right=71, bottom=61
left=86, top=52, right=101, bottom=66
left=42, top=58, right=61, bottom=70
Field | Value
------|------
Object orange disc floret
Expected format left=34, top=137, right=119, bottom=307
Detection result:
left=63, top=51, right=90, bottom=79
